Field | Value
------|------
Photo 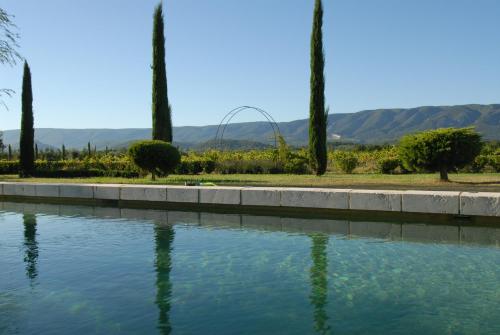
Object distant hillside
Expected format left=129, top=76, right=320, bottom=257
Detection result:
left=2, top=104, right=499, bottom=149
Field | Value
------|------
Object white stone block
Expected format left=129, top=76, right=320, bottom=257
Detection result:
left=93, top=185, right=121, bottom=200
left=241, top=187, right=281, bottom=207
left=166, top=186, right=199, bottom=203
left=35, top=183, right=59, bottom=197
left=349, top=190, right=402, bottom=212
left=199, top=187, right=242, bottom=205
left=460, top=192, right=500, bottom=217
left=120, top=185, right=166, bottom=202
left=402, top=191, right=460, bottom=214
left=59, top=184, right=94, bottom=199
left=3, top=183, right=36, bottom=197
left=280, top=188, right=350, bottom=209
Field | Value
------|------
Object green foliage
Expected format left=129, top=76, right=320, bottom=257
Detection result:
left=152, top=3, right=172, bottom=142
left=308, top=0, right=327, bottom=176
left=129, top=140, right=180, bottom=179
left=399, top=128, right=483, bottom=180
left=377, top=157, right=401, bottom=174
left=334, top=151, right=359, bottom=174
left=19, top=61, right=34, bottom=177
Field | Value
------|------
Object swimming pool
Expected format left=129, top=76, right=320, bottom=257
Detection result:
left=1, top=202, right=499, bottom=334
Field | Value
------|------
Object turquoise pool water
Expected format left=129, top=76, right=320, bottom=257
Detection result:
left=0, top=202, right=499, bottom=335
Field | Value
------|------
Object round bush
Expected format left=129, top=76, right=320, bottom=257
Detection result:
left=128, top=140, right=180, bottom=179
left=336, top=152, right=359, bottom=174
left=377, top=157, right=400, bottom=174
left=399, top=127, right=483, bottom=181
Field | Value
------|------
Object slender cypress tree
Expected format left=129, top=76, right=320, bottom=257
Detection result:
left=19, top=61, right=35, bottom=176
left=152, top=3, right=172, bottom=142
left=308, top=0, right=327, bottom=176
left=35, top=143, right=38, bottom=160
left=62, top=144, right=66, bottom=160
left=88, top=141, right=91, bottom=157
left=8, top=144, right=12, bottom=160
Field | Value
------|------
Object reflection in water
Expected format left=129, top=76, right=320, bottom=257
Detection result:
left=23, top=214, right=39, bottom=283
left=310, top=234, right=330, bottom=334
left=155, top=225, right=175, bottom=335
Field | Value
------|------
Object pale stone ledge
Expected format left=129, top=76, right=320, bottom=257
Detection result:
left=199, top=187, right=242, bottom=205
left=402, top=191, right=460, bottom=215
left=350, top=190, right=402, bottom=212
left=3, top=183, right=36, bottom=197
left=93, top=184, right=121, bottom=200
left=120, top=185, right=166, bottom=202
left=59, top=184, right=94, bottom=199
left=166, top=186, right=199, bottom=203
left=241, top=187, right=281, bottom=207
left=281, top=188, right=350, bottom=209
left=460, top=192, right=500, bottom=217
left=35, top=183, right=60, bottom=197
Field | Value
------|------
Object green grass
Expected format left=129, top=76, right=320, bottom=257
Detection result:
left=1, top=173, right=499, bottom=192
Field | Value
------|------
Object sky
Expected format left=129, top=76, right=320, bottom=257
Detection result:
left=1, top=0, right=500, bottom=130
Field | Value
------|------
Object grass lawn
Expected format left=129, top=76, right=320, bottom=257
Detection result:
left=1, top=173, right=499, bottom=192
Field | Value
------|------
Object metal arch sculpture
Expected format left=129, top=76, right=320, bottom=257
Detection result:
left=214, top=106, right=282, bottom=150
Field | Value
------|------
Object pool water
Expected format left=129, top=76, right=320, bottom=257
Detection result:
left=0, top=203, right=499, bottom=335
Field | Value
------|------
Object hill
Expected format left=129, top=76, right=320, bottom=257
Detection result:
left=2, top=104, right=499, bottom=149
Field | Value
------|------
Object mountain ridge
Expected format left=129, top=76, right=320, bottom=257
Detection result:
left=2, top=104, right=499, bottom=149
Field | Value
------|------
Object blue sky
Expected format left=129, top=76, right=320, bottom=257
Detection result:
left=1, top=0, right=500, bottom=130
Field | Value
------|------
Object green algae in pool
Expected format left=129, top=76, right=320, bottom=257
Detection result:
left=0, top=203, right=499, bottom=335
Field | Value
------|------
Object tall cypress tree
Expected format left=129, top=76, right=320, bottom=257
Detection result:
left=309, top=0, right=327, bottom=176
left=152, top=3, right=172, bottom=142
left=19, top=61, right=35, bottom=176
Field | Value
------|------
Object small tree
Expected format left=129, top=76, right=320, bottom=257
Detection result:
left=61, top=144, right=66, bottom=160
left=399, top=127, right=483, bottom=181
left=152, top=3, right=172, bottom=142
left=87, top=141, right=91, bottom=157
left=308, top=0, right=328, bottom=176
left=19, top=61, right=35, bottom=177
left=129, top=140, right=180, bottom=180
left=8, top=144, right=12, bottom=160
left=35, top=143, right=38, bottom=160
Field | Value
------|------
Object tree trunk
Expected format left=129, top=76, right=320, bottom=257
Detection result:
left=439, top=167, right=449, bottom=181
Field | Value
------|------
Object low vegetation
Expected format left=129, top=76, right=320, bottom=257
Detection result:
left=0, top=130, right=498, bottom=179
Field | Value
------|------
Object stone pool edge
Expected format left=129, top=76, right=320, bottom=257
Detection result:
left=0, top=182, right=498, bottom=219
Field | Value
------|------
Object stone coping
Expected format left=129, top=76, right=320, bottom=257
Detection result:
left=0, top=182, right=499, bottom=218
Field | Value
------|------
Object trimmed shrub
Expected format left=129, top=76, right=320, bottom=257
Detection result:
left=399, top=128, right=483, bottom=181
left=336, top=152, right=359, bottom=174
left=377, top=157, right=400, bottom=174
left=128, top=140, right=180, bottom=179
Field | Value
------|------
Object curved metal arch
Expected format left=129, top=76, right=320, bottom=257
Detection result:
left=214, top=106, right=282, bottom=150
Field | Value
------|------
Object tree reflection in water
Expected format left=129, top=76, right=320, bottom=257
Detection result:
left=310, top=234, right=330, bottom=334
left=155, top=225, right=175, bottom=335
left=23, top=214, right=39, bottom=284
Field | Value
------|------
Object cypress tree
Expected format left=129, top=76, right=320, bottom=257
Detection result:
left=308, top=0, right=327, bottom=176
left=62, top=144, right=66, bottom=160
left=8, top=144, right=12, bottom=160
left=35, top=143, right=38, bottom=160
left=88, top=142, right=91, bottom=157
left=152, top=3, right=172, bottom=142
left=19, top=61, right=35, bottom=176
